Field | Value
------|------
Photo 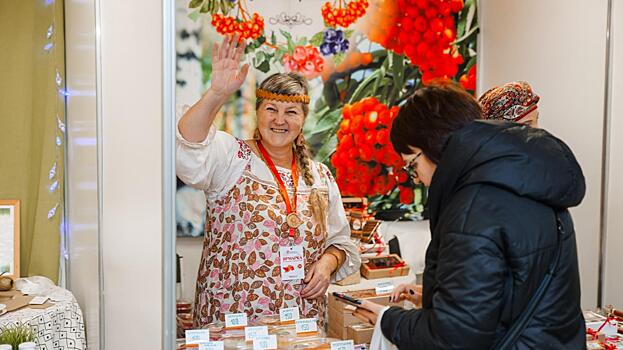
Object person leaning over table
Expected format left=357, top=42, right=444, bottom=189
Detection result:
left=353, top=81, right=586, bottom=349
left=176, top=33, right=360, bottom=327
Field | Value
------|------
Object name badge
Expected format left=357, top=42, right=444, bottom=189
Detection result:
left=279, top=307, right=300, bottom=324
left=225, top=313, right=248, bottom=328
left=244, top=326, right=269, bottom=341
left=185, top=329, right=210, bottom=344
left=295, top=318, right=318, bottom=335
left=252, top=334, right=278, bottom=350
left=279, top=245, right=305, bottom=281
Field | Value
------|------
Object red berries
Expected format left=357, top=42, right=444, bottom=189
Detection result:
left=322, top=0, right=369, bottom=28
left=282, top=45, right=325, bottom=79
left=459, top=64, right=477, bottom=91
left=367, top=0, right=465, bottom=82
left=211, top=13, right=264, bottom=41
left=331, top=97, right=411, bottom=199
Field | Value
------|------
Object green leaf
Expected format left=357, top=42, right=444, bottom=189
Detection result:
left=348, top=70, right=381, bottom=103
left=296, top=36, right=308, bottom=47
left=310, top=32, right=325, bottom=47
left=188, top=9, right=201, bottom=21
left=389, top=52, right=404, bottom=103
left=188, top=0, right=203, bottom=8
left=280, top=29, right=292, bottom=42
left=255, top=51, right=266, bottom=62
left=333, top=52, right=346, bottom=66
left=344, top=29, right=355, bottom=39
left=200, top=0, right=211, bottom=13
left=314, top=108, right=343, bottom=134
left=316, top=134, right=338, bottom=163
left=256, top=59, right=271, bottom=73
left=271, top=31, right=277, bottom=45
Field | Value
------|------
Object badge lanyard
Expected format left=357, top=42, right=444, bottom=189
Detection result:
left=256, top=140, right=302, bottom=238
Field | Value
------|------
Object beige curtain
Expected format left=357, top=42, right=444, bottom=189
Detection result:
left=0, top=0, right=65, bottom=282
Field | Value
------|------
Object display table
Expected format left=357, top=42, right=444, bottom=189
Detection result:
left=0, top=286, right=86, bottom=350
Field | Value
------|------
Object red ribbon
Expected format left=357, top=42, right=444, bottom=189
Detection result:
left=257, top=140, right=298, bottom=238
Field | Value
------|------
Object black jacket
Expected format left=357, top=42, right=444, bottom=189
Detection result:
left=381, top=121, right=586, bottom=349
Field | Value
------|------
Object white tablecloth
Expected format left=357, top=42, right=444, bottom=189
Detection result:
left=0, top=289, right=86, bottom=350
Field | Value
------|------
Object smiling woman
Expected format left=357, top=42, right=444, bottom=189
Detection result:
left=176, top=34, right=360, bottom=327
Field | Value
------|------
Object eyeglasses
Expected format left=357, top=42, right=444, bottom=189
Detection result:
left=402, top=152, right=423, bottom=180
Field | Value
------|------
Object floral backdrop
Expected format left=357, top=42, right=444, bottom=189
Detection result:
left=176, top=0, right=478, bottom=236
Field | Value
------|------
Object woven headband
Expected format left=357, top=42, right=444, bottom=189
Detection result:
left=256, top=88, right=310, bottom=104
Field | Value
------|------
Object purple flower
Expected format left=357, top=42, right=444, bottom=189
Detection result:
left=324, top=28, right=338, bottom=42
left=340, top=39, right=350, bottom=52
left=330, top=42, right=341, bottom=54
left=335, top=30, right=344, bottom=43
left=320, top=42, right=333, bottom=56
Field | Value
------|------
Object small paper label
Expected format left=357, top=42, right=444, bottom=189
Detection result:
left=252, top=334, right=277, bottom=350
left=198, top=341, right=224, bottom=350
left=279, top=245, right=305, bottom=281
left=185, top=329, right=210, bottom=344
left=375, top=281, right=394, bottom=295
left=225, top=313, right=248, bottom=328
left=331, top=340, right=355, bottom=350
left=244, top=326, right=269, bottom=341
left=29, top=296, right=49, bottom=305
left=279, top=307, right=300, bottom=323
left=295, top=318, right=318, bottom=334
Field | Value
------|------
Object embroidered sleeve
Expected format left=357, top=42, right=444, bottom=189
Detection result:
left=321, top=163, right=361, bottom=282
left=176, top=122, right=250, bottom=196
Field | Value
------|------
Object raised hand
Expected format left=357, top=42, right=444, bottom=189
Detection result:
left=210, top=33, right=250, bottom=98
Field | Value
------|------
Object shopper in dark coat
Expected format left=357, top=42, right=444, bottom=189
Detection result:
left=354, top=82, right=586, bottom=349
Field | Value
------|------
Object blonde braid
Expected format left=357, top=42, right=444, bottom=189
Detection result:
left=295, top=136, right=328, bottom=235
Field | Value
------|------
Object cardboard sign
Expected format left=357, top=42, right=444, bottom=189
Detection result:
left=375, top=281, right=394, bottom=295
left=198, top=342, right=224, bottom=350
left=252, top=335, right=277, bottom=350
left=225, top=313, right=248, bottom=329
left=185, top=329, right=210, bottom=344
left=279, top=307, right=300, bottom=324
left=295, top=318, right=318, bottom=335
left=331, top=340, right=355, bottom=350
left=244, top=326, right=268, bottom=341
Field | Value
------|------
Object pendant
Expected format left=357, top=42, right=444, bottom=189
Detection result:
left=286, top=212, right=303, bottom=228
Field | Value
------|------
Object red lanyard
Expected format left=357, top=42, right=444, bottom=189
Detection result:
left=257, top=140, right=299, bottom=238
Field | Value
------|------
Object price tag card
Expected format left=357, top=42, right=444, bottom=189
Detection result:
left=279, top=245, right=305, bottom=281
left=331, top=340, right=355, bottom=350
left=252, top=334, right=277, bottom=350
left=375, top=281, right=394, bottom=295
left=295, top=318, right=318, bottom=335
left=185, top=329, right=210, bottom=344
left=225, top=313, right=248, bottom=329
left=198, top=341, right=224, bottom=350
left=29, top=296, right=49, bottom=305
left=279, top=307, right=300, bottom=324
left=244, top=326, right=269, bottom=341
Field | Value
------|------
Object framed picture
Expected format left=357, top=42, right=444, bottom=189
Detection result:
left=0, top=199, right=20, bottom=278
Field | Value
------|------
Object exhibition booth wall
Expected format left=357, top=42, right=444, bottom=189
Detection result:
left=56, top=0, right=623, bottom=348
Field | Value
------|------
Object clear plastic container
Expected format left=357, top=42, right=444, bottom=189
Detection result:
left=0, top=345, right=12, bottom=350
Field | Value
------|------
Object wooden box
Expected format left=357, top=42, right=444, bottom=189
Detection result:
left=361, top=254, right=410, bottom=279
left=347, top=323, right=374, bottom=344
left=327, top=288, right=402, bottom=340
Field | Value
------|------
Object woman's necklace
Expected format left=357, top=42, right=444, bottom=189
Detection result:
left=256, top=140, right=303, bottom=237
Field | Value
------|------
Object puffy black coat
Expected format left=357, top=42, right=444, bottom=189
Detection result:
left=381, top=121, right=586, bottom=349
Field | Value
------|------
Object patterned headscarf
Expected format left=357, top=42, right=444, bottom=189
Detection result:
left=478, top=81, right=540, bottom=122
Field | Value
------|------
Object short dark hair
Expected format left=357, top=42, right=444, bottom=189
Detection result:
left=390, top=81, right=482, bottom=164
